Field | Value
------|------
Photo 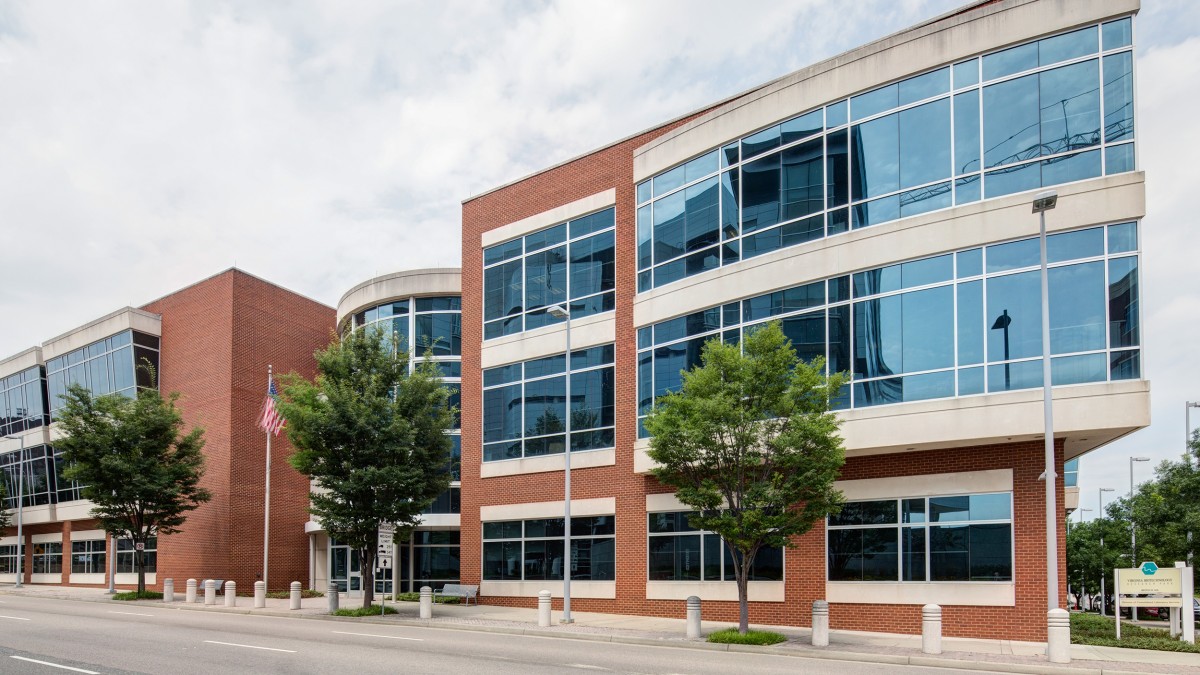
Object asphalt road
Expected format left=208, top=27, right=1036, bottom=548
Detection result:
left=0, top=595, right=993, bottom=674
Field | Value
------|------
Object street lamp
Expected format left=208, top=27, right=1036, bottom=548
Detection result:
left=1032, top=191, right=1059, bottom=614
left=1097, top=487, right=1114, bottom=618
left=990, top=310, right=1012, bottom=390
left=1098, top=487, right=1114, bottom=516
left=2, top=433, right=25, bottom=589
left=1187, top=401, right=1200, bottom=455
left=546, top=303, right=573, bottom=624
left=1129, top=456, right=1150, bottom=563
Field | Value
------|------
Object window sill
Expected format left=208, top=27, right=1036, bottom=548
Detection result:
left=826, top=581, right=1014, bottom=606
left=480, top=580, right=615, bottom=599
left=481, top=447, right=615, bottom=478
left=646, top=580, right=784, bottom=602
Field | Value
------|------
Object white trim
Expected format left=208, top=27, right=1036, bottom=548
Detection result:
left=30, top=533, right=62, bottom=544
left=68, top=573, right=105, bottom=585
left=646, top=580, right=784, bottom=602
left=828, top=581, right=1014, bottom=606
left=645, top=492, right=687, bottom=513
left=114, top=573, right=155, bottom=586
left=834, top=469, right=1013, bottom=501
left=480, top=497, right=614, bottom=522
left=69, top=529, right=105, bottom=542
left=481, top=314, right=614, bottom=369
left=30, top=574, right=62, bottom=584
left=480, top=580, right=614, bottom=599
left=481, top=190, right=616, bottom=248
left=481, top=448, right=615, bottom=478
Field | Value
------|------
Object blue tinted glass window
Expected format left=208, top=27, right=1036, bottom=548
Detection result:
left=414, top=313, right=461, bottom=356
left=826, top=130, right=849, bottom=208
left=899, top=99, right=951, bottom=189
left=1105, top=144, right=1134, bottom=174
left=852, top=195, right=899, bottom=229
left=683, top=178, right=720, bottom=252
left=570, top=231, right=614, bottom=298
left=1047, top=228, right=1103, bottom=263
left=484, top=239, right=522, bottom=266
left=1102, top=18, right=1132, bottom=50
left=826, top=100, right=848, bottom=128
left=654, top=164, right=685, bottom=197
left=852, top=83, right=898, bottom=122
left=988, top=359, right=1042, bottom=392
left=983, top=42, right=1037, bottom=80
left=720, top=171, right=739, bottom=239
left=483, top=260, right=522, bottom=322
left=653, top=190, right=685, bottom=263
left=900, top=182, right=951, bottom=218
left=1103, top=52, right=1134, bottom=142
left=1039, top=26, right=1097, bottom=66
left=742, top=125, right=781, bottom=158
left=851, top=113, right=898, bottom=200
left=569, top=208, right=615, bottom=239
left=1108, top=222, right=1136, bottom=254
left=482, top=384, right=522, bottom=443
left=1042, top=148, right=1100, bottom=186
left=781, top=110, right=823, bottom=144
left=1108, top=256, right=1139, bottom=348
left=827, top=207, right=849, bottom=235
left=741, top=153, right=780, bottom=233
left=984, top=161, right=1040, bottom=198
left=902, top=255, right=953, bottom=288
left=1048, top=262, right=1105, bottom=354
left=983, top=74, right=1039, bottom=168
left=1039, top=61, right=1100, bottom=156
left=959, top=366, right=985, bottom=395
left=523, top=246, right=566, bottom=313
left=637, top=205, right=652, bottom=270
left=953, top=91, right=981, bottom=175
left=1110, top=350, right=1139, bottom=380
left=898, top=68, right=949, bottom=106
left=685, top=151, right=719, bottom=184
left=953, top=59, right=978, bottom=89
left=722, top=143, right=738, bottom=167
left=955, top=175, right=981, bottom=204
left=781, top=138, right=824, bottom=220
left=957, top=248, right=982, bottom=277
left=957, top=280, right=984, bottom=366
left=1052, top=353, right=1107, bottom=386
left=636, top=181, right=652, bottom=204
left=524, top=223, right=566, bottom=253
left=781, top=312, right=826, bottom=365
left=986, top=270, right=1042, bottom=360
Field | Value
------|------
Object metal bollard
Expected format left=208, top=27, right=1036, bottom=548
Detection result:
left=163, top=579, right=174, bottom=603
left=811, top=600, right=829, bottom=647
left=1047, top=608, right=1071, bottom=664
left=538, top=590, right=552, bottom=627
left=225, top=581, right=237, bottom=607
left=922, top=604, right=942, bottom=655
left=419, top=585, right=432, bottom=620
left=686, top=596, right=701, bottom=639
left=254, top=581, right=265, bottom=609
left=204, top=579, right=216, bottom=606
left=328, top=582, right=339, bottom=613
left=186, top=578, right=197, bottom=604
left=289, top=581, right=301, bottom=610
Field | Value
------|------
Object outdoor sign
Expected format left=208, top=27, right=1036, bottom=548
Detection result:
left=1114, top=562, right=1194, bottom=642
left=378, top=523, right=395, bottom=558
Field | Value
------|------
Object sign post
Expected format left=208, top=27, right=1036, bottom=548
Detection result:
left=1114, top=562, right=1192, bottom=643
left=378, top=523, right=395, bottom=601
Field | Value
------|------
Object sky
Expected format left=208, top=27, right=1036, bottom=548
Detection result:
left=1, top=1, right=1197, bottom=512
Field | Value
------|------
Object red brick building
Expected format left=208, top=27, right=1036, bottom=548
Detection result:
left=459, top=0, right=1147, bottom=641
left=0, top=269, right=333, bottom=592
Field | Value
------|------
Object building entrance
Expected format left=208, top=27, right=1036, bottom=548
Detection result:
left=329, top=540, right=361, bottom=595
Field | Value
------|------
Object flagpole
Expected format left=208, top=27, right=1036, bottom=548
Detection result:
left=263, top=364, right=272, bottom=591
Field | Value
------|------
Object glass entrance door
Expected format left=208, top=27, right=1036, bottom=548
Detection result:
left=329, top=540, right=361, bottom=595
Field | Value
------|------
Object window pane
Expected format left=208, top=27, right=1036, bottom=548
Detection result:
left=987, top=270, right=1042, bottom=360
left=983, top=74, right=1039, bottom=168
left=851, top=113, right=899, bottom=200
left=983, top=42, right=1037, bottom=81
left=1102, top=18, right=1132, bottom=50
left=830, top=500, right=897, bottom=526
left=683, top=177, right=720, bottom=253
left=1052, top=353, right=1107, bottom=386
left=653, top=190, right=686, bottom=263
left=1048, top=261, right=1105, bottom=353
left=953, top=59, right=978, bottom=89
left=954, top=91, right=981, bottom=175
left=570, top=231, right=615, bottom=299
left=902, top=527, right=926, bottom=581
left=484, top=260, right=523, bottom=323
left=826, top=130, right=849, bottom=208
left=1110, top=349, right=1140, bottom=380
left=781, top=138, right=824, bottom=220
left=741, top=153, right=781, bottom=233
left=851, top=83, right=897, bottom=122
left=1048, top=228, right=1103, bottom=263
left=1039, top=26, right=1097, bottom=66
left=1103, top=52, right=1134, bottom=142
left=1108, top=256, right=1139, bottom=348
left=957, top=280, right=984, bottom=365
left=899, top=98, right=951, bottom=189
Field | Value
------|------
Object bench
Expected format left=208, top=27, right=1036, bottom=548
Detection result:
left=433, top=584, right=478, bottom=606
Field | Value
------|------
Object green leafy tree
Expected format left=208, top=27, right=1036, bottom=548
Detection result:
left=56, top=378, right=211, bottom=594
left=280, top=327, right=454, bottom=608
left=0, top=480, right=11, bottom=534
left=644, top=321, right=847, bottom=634
left=1130, top=431, right=1200, bottom=578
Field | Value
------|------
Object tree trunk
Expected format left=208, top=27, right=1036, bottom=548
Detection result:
left=736, top=566, right=749, bottom=634
left=135, top=543, right=145, bottom=595
left=362, top=548, right=376, bottom=608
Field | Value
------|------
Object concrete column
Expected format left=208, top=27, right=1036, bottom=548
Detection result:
left=185, top=579, right=197, bottom=604
left=328, top=582, right=339, bottom=613
left=1047, top=608, right=1071, bottom=664
left=289, top=581, right=301, bottom=610
left=1182, top=563, right=1196, bottom=645
left=204, top=579, right=216, bottom=606
left=224, top=581, right=236, bottom=607
left=921, top=604, right=942, bottom=655
left=811, top=600, right=829, bottom=647
left=537, top=590, right=552, bottom=627
left=253, top=581, right=265, bottom=609
left=686, top=596, right=701, bottom=639
left=163, top=579, right=174, bottom=603
left=419, top=585, right=432, bottom=620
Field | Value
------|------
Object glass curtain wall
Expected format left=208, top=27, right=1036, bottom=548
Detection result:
left=46, top=330, right=160, bottom=419
left=636, top=18, right=1136, bottom=291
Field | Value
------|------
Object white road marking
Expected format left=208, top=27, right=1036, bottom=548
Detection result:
left=332, top=630, right=423, bottom=641
left=10, top=655, right=99, bottom=674
left=566, top=666, right=609, bottom=671
left=0, top=615, right=30, bottom=621
left=203, top=640, right=296, bottom=653
left=108, top=610, right=154, bottom=617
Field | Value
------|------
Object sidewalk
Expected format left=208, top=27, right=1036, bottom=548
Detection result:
left=4, top=584, right=1199, bottom=674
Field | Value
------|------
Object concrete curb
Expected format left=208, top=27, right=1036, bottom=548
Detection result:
left=0, top=591, right=1183, bottom=674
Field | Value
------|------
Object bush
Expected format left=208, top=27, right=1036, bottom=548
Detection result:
left=113, top=591, right=163, bottom=601
left=394, top=592, right=459, bottom=604
left=1070, top=611, right=1200, bottom=653
left=265, top=589, right=324, bottom=599
left=333, top=605, right=400, bottom=617
left=706, top=628, right=787, bottom=645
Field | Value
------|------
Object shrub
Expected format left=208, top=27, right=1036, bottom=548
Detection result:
left=1070, top=611, right=1200, bottom=653
left=333, top=605, right=400, bottom=617
left=265, top=589, right=324, bottom=599
left=706, top=628, right=787, bottom=645
left=113, top=590, right=163, bottom=601
left=394, top=592, right=460, bottom=604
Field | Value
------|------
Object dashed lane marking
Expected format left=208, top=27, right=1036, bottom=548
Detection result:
left=331, top=630, right=423, bottom=641
left=203, top=640, right=296, bottom=653
left=10, top=655, right=100, bottom=674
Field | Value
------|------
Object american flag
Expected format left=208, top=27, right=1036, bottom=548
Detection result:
left=259, top=377, right=285, bottom=437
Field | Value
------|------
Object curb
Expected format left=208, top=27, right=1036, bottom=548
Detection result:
left=0, top=591, right=1185, bottom=674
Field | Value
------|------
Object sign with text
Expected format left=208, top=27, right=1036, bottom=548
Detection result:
left=378, top=523, right=395, bottom=558
left=1117, top=565, right=1183, bottom=596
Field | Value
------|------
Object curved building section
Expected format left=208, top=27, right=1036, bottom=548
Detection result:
left=314, top=268, right=463, bottom=596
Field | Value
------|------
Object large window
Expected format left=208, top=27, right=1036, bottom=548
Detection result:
left=483, top=345, right=614, bottom=462
left=483, top=208, right=615, bottom=339
left=116, top=537, right=157, bottom=574
left=0, top=444, right=59, bottom=507
left=31, top=542, right=62, bottom=574
left=483, top=516, right=615, bottom=581
left=71, top=539, right=106, bottom=574
left=648, top=512, right=782, bottom=581
left=0, top=366, right=48, bottom=438
left=637, top=222, right=1140, bottom=434
left=46, top=330, right=160, bottom=419
left=827, top=493, right=1012, bottom=582
left=0, top=545, right=23, bottom=574
left=637, top=18, right=1135, bottom=291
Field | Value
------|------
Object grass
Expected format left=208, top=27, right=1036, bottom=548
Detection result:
left=113, top=590, right=163, bottom=601
left=706, top=628, right=788, bottom=645
left=332, top=605, right=400, bottom=617
left=394, top=592, right=460, bottom=604
left=1071, top=611, right=1200, bottom=653
left=265, top=589, right=324, bottom=599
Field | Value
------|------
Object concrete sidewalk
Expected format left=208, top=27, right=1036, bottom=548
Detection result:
left=4, top=584, right=1199, bottom=674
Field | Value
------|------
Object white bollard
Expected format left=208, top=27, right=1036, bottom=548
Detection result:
left=225, top=581, right=236, bottom=607
left=328, top=582, right=339, bottom=613
left=163, top=579, right=174, bottom=603
left=811, top=600, right=829, bottom=647
left=289, top=581, right=301, bottom=610
left=254, top=581, right=265, bottom=609
left=419, top=585, right=432, bottom=620
left=204, top=579, right=216, bottom=606
left=686, top=596, right=701, bottom=639
left=1047, top=608, right=1071, bottom=664
left=538, top=590, right=552, bottom=627
left=185, top=578, right=197, bottom=604
left=922, top=604, right=942, bottom=655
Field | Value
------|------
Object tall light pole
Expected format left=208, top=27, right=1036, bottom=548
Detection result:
left=1098, top=487, right=1114, bottom=517
left=3, top=434, right=25, bottom=589
left=1098, top=487, right=1114, bottom=617
left=1032, top=190, right=1059, bottom=618
left=546, top=304, right=573, bottom=624
left=1188, top=402, right=1200, bottom=455
left=1129, top=456, right=1150, bottom=562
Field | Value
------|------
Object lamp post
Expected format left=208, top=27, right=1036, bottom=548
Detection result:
left=1098, top=487, right=1114, bottom=617
left=990, top=310, right=1012, bottom=390
left=2, top=433, right=25, bottom=589
left=1032, top=191, right=1059, bottom=616
left=546, top=304, right=573, bottom=624
left=1188, top=402, right=1200, bottom=455
left=1129, top=456, right=1150, bottom=563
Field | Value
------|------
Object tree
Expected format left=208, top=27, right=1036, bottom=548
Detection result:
left=56, top=378, right=211, bottom=594
left=644, top=321, right=847, bottom=634
left=0, top=480, right=11, bottom=535
left=1130, top=431, right=1200, bottom=574
left=281, top=327, right=454, bottom=608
